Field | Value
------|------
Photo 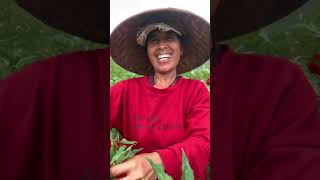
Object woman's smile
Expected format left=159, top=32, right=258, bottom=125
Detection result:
left=156, top=52, right=173, bottom=62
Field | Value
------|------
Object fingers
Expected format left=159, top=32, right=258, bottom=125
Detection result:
left=110, top=153, right=158, bottom=180
left=117, top=170, right=154, bottom=180
left=144, top=172, right=157, bottom=180
left=118, top=176, right=133, bottom=180
left=117, top=175, right=143, bottom=180
left=110, top=161, right=134, bottom=178
left=118, top=175, right=150, bottom=180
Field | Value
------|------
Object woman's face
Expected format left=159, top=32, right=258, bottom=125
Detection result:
left=146, top=30, right=183, bottom=74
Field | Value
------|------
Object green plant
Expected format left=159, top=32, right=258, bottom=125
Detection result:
left=146, top=158, right=173, bottom=180
left=181, top=149, right=194, bottom=180
left=109, top=128, right=143, bottom=166
left=146, top=148, right=195, bottom=180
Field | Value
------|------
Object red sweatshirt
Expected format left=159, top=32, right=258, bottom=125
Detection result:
left=110, top=76, right=210, bottom=179
left=212, top=44, right=320, bottom=180
left=0, top=49, right=108, bottom=179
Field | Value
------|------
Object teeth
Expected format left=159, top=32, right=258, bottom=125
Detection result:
left=157, top=54, right=171, bottom=62
left=159, top=57, right=170, bottom=62
left=157, top=54, right=171, bottom=59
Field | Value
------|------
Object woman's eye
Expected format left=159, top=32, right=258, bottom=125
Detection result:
left=149, top=39, right=158, bottom=43
left=167, top=37, right=174, bottom=41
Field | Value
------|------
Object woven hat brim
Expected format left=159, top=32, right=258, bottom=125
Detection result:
left=110, top=8, right=210, bottom=75
left=214, top=0, right=310, bottom=42
left=15, top=0, right=108, bottom=44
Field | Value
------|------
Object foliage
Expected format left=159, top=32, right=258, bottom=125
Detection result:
left=146, top=149, right=195, bottom=180
left=181, top=149, right=194, bottom=180
left=0, top=0, right=105, bottom=79
left=109, top=128, right=143, bottom=166
left=227, top=0, right=320, bottom=95
left=146, top=158, right=173, bottom=180
left=110, top=58, right=210, bottom=89
left=109, top=128, right=200, bottom=179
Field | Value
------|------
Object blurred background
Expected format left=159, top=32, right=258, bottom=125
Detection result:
left=227, top=0, right=320, bottom=96
left=0, top=0, right=319, bottom=97
left=0, top=0, right=106, bottom=78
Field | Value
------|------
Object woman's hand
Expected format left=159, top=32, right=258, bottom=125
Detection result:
left=110, top=152, right=163, bottom=180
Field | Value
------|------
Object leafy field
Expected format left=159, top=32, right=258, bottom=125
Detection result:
left=110, top=58, right=210, bottom=86
left=0, top=0, right=105, bottom=78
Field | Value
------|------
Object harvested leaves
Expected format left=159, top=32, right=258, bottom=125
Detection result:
left=146, top=158, right=173, bottom=180
left=181, top=149, right=194, bottom=180
left=147, top=148, right=195, bottom=180
left=110, top=128, right=143, bottom=166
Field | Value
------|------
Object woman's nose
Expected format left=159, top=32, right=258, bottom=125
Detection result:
left=158, top=40, right=167, bottom=49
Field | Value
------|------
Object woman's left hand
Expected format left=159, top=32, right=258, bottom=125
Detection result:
left=110, top=152, right=163, bottom=180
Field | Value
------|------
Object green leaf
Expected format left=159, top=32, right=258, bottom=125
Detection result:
left=146, top=158, right=173, bottom=180
left=110, top=143, right=116, bottom=159
left=120, top=148, right=143, bottom=163
left=115, top=145, right=136, bottom=164
left=110, top=128, right=122, bottom=142
left=114, top=146, right=131, bottom=164
left=181, top=149, right=194, bottom=180
left=110, top=145, right=126, bottom=166
left=120, top=138, right=138, bottom=145
left=109, top=128, right=143, bottom=166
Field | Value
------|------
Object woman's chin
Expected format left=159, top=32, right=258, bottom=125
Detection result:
left=154, top=67, right=176, bottom=74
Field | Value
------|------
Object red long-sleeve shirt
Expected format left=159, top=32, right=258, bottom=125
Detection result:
left=212, top=44, right=320, bottom=180
left=110, top=76, right=210, bottom=179
left=0, top=49, right=108, bottom=179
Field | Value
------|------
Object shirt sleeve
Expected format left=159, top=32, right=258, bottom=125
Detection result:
left=155, top=82, right=210, bottom=180
left=245, top=65, right=320, bottom=180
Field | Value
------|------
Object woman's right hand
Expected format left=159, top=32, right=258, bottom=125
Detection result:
left=110, top=152, right=162, bottom=180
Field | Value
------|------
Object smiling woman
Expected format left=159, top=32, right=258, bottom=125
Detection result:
left=110, top=8, right=210, bottom=180
left=146, top=30, right=183, bottom=88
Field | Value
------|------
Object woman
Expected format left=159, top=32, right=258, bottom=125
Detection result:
left=110, top=8, right=210, bottom=180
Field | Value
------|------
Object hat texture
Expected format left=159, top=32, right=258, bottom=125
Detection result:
left=136, top=22, right=182, bottom=47
left=214, top=0, right=310, bottom=42
left=14, top=0, right=108, bottom=43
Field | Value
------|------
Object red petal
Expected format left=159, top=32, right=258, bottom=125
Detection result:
left=307, top=60, right=320, bottom=75
left=206, top=78, right=210, bottom=85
